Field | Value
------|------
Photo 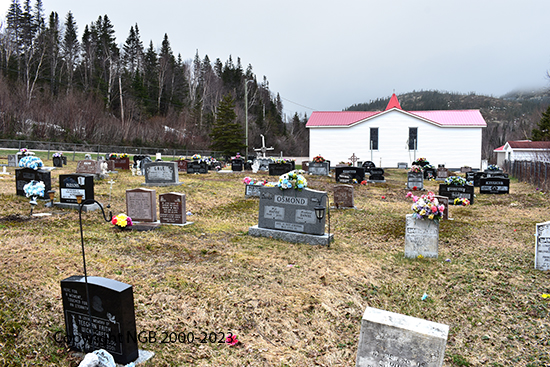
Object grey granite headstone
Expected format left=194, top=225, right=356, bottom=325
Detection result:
left=257, top=187, right=326, bottom=235
left=356, top=306, right=449, bottom=367
left=407, top=172, right=424, bottom=190
left=535, top=221, right=550, bottom=270
left=404, top=214, right=439, bottom=258
left=245, top=185, right=262, bottom=198
left=159, top=192, right=186, bottom=224
left=397, top=162, right=408, bottom=169
left=249, top=186, right=333, bottom=245
left=333, top=185, right=354, bottom=208
left=143, top=161, right=180, bottom=186
left=309, top=162, right=330, bottom=176
left=8, top=154, right=18, bottom=167
left=126, top=188, right=157, bottom=222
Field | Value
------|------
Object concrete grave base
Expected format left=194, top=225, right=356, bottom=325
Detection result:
left=53, top=202, right=100, bottom=212
left=367, top=179, right=386, bottom=183
left=248, top=225, right=333, bottom=246
left=141, top=182, right=184, bottom=187
left=131, top=222, right=161, bottom=231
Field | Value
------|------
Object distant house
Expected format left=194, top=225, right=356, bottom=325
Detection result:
left=493, top=140, right=550, bottom=166
left=306, top=94, right=487, bottom=169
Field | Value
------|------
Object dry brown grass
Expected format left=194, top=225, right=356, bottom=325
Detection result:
left=0, top=164, right=549, bottom=366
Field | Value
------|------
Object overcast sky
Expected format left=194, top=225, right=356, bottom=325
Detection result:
left=1, top=0, right=549, bottom=118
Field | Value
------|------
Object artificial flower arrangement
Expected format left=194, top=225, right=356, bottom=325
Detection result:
left=409, top=165, right=423, bottom=173
left=406, top=191, right=445, bottom=221
left=111, top=213, right=133, bottom=229
left=413, top=157, right=429, bottom=166
left=119, top=153, right=129, bottom=158
left=454, top=198, right=471, bottom=206
left=338, top=161, right=352, bottom=166
left=178, top=156, right=187, bottom=161
left=108, top=153, right=118, bottom=159
left=232, top=153, right=242, bottom=160
left=23, top=180, right=45, bottom=198
left=18, top=156, right=43, bottom=170
left=312, top=155, right=325, bottom=163
left=487, top=164, right=500, bottom=171
left=52, top=152, right=63, bottom=158
left=19, top=148, right=29, bottom=155
left=192, top=154, right=202, bottom=160
left=243, top=177, right=267, bottom=186
left=278, top=170, right=307, bottom=190
left=444, top=176, right=468, bottom=186
left=273, top=158, right=295, bottom=164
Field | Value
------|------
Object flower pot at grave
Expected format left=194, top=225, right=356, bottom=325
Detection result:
left=438, top=183, right=475, bottom=205
left=407, top=172, right=424, bottom=190
left=404, top=214, right=439, bottom=258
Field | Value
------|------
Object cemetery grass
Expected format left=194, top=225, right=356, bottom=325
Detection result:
left=0, top=165, right=549, bottom=366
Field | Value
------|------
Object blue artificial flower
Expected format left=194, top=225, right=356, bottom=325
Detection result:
left=23, top=180, right=45, bottom=198
left=19, top=156, right=44, bottom=170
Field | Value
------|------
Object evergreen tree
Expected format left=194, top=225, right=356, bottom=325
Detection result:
left=532, top=105, right=550, bottom=141
left=210, top=93, right=246, bottom=158
left=62, top=11, right=78, bottom=90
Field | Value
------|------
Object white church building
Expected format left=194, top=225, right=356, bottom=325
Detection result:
left=306, top=94, right=487, bottom=169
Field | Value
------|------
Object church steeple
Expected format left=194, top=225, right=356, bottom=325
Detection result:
left=385, top=93, right=402, bottom=110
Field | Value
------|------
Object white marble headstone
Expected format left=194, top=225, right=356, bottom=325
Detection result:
left=535, top=221, right=550, bottom=270
left=356, top=307, right=449, bottom=367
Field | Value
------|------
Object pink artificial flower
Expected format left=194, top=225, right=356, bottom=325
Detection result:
left=226, top=334, right=239, bottom=346
left=406, top=192, right=413, bottom=198
left=438, top=205, right=445, bottom=212
left=431, top=206, right=438, bottom=213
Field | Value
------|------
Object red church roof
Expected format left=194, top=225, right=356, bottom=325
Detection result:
left=306, top=94, right=487, bottom=128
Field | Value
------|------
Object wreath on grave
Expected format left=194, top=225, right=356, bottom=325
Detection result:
left=406, top=191, right=445, bottom=221
left=18, top=156, right=43, bottom=170
left=278, top=170, right=307, bottom=191
left=192, top=154, right=201, bottom=160
left=312, top=155, right=325, bottom=163
left=444, top=176, right=467, bottom=186
left=409, top=165, right=423, bottom=173
left=111, top=213, right=133, bottom=229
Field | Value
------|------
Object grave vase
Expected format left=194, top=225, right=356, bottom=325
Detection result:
left=404, top=214, right=439, bottom=258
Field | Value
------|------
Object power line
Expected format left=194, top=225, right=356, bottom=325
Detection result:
left=279, top=96, right=316, bottom=111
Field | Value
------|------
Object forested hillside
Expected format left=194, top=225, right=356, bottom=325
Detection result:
left=346, top=90, right=550, bottom=160
left=0, top=0, right=309, bottom=156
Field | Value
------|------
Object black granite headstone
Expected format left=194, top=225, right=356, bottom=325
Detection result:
left=53, top=157, right=63, bottom=167
left=268, top=163, right=294, bottom=176
left=60, top=276, right=138, bottom=364
left=231, top=158, right=244, bottom=172
left=59, top=174, right=95, bottom=203
left=15, top=168, right=52, bottom=198
left=335, top=167, right=365, bottom=182
left=438, top=184, right=475, bottom=204
left=362, top=161, right=376, bottom=173
left=480, top=177, right=510, bottom=194
left=187, top=160, right=208, bottom=174
left=368, top=168, right=385, bottom=182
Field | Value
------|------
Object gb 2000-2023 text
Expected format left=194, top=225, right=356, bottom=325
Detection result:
left=53, top=330, right=235, bottom=345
